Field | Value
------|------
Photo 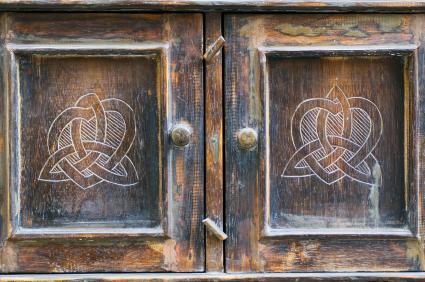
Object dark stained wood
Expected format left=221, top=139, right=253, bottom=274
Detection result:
left=204, top=12, right=224, bottom=273
left=0, top=14, right=9, bottom=247
left=224, top=13, right=425, bottom=272
left=267, top=55, right=406, bottom=231
left=18, top=55, right=162, bottom=230
left=0, top=13, right=204, bottom=272
left=0, top=7, right=424, bottom=280
left=2, top=1, right=425, bottom=12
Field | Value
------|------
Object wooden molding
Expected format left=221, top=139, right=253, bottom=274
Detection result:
left=1, top=1, right=425, bottom=12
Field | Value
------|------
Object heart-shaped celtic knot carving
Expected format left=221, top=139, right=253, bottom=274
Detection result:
left=282, top=85, right=382, bottom=186
left=39, top=93, right=139, bottom=189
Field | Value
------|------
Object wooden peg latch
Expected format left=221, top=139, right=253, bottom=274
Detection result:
left=203, top=36, right=225, bottom=62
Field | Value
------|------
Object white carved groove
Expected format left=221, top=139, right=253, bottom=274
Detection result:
left=39, top=93, right=139, bottom=189
left=282, top=84, right=383, bottom=186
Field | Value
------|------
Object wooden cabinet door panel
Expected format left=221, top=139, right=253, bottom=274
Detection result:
left=0, top=13, right=204, bottom=273
left=225, top=14, right=424, bottom=272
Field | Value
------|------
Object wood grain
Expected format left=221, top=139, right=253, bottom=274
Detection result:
left=266, top=56, right=405, bottom=230
left=0, top=8, right=424, bottom=279
left=3, top=272, right=425, bottom=281
left=204, top=12, right=224, bottom=273
left=1, top=13, right=204, bottom=273
left=225, top=13, right=425, bottom=272
left=1, top=1, right=425, bottom=12
left=18, top=54, right=162, bottom=229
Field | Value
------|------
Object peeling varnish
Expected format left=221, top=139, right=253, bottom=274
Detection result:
left=275, top=23, right=327, bottom=37
left=209, top=133, right=219, bottom=165
left=163, top=239, right=177, bottom=271
left=0, top=244, right=17, bottom=272
left=368, top=163, right=382, bottom=226
left=406, top=240, right=425, bottom=270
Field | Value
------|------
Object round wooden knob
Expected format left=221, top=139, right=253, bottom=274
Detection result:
left=237, top=127, right=258, bottom=150
left=170, top=124, right=192, bottom=147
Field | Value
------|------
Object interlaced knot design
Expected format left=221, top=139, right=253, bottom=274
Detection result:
left=281, top=85, right=382, bottom=186
left=39, top=93, right=139, bottom=189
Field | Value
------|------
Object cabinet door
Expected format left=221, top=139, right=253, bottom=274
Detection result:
left=225, top=14, right=425, bottom=272
left=0, top=13, right=204, bottom=272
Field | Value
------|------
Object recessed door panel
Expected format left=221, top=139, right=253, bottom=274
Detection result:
left=267, top=55, right=405, bottom=231
left=19, top=54, right=162, bottom=230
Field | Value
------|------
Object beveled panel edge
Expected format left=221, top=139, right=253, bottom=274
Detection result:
left=6, top=43, right=170, bottom=53
left=258, top=44, right=419, bottom=56
left=11, top=226, right=166, bottom=240
left=258, top=44, right=419, bottom=239
left=6, top=43, right=172, bottom=240
left=262, top=227, right=415, bottom=239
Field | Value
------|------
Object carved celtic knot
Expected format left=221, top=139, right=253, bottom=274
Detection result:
left=39, top=93, right=139, bottom=189
left=282, top=85, right=382, bottom=186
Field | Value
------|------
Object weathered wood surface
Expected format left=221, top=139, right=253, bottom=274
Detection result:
left=204, top=12, right=224, bottom=273
left=1, top=1, right=425, bottom=12
left=267, top=56, right=406, bottom=230
left=225, top=13, right=425, bottom=272
left=0, top=13, right=204, bottom=272
left=0, top=9, right=425, bottom=278
left=3, top=272, right=425, bottom=281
